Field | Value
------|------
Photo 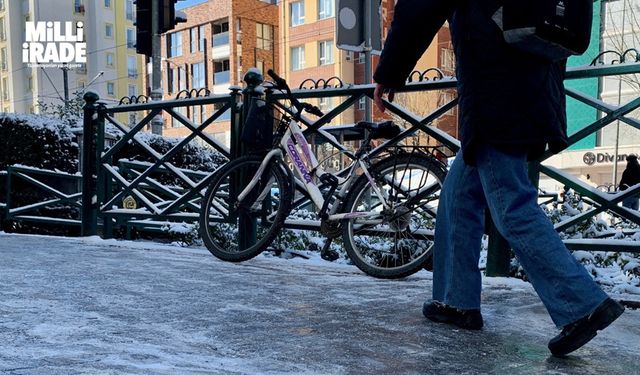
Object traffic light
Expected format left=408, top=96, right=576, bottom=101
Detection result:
left=160, top=0, right=188, bottom=34
left=134, top=0, right=152, bottom=57
left=134, top=0, right=187, bottom=57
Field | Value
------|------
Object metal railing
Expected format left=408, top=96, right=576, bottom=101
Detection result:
left=74, top=59, right=640, bottom=275
left=3, top=165, right=82, bottom=227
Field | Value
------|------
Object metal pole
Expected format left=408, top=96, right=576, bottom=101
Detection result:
left=151, top=0, right=164, bottom=135
left=612, top=0, right=627, bottom=188
left=62, top=63, right=70, bottom=108
left=81, top=91, right=100, bottom=236
left=364, top=0, right=372, bottom=122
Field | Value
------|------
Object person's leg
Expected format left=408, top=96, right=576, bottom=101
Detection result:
left=474, top=144, right=608, bottom=328
left=432, top=151, right=487, bottom=310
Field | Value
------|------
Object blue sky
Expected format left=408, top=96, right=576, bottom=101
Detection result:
left=176, top=0, right=208, bottom=10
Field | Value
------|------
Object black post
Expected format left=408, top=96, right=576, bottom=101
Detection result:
left=485, top=210, right=511, bottom=276
left=81, top=91, right=100, bottom=236
left=236, top=69, right=264, bottom=250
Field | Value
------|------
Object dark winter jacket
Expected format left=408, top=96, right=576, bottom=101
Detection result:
left=373, top=0, right=568, bottom=165
left=619, top=155, right=640, bottom=191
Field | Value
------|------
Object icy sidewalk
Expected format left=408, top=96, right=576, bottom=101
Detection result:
left=0, top=233, right=639, bottom=375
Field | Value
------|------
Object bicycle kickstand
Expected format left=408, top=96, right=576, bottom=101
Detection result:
left=320, top=239, right=340, bottom=262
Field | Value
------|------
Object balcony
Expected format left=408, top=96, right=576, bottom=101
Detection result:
left=128, top=69, right=138, bottom=78
left=213, top=70, right=230, bottom=94
left=211, top=32, right=230, bottom=60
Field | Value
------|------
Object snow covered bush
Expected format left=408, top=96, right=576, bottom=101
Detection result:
left=161, top=222, right=202, bottom=247
left=0, top=113, right=79, bottom=172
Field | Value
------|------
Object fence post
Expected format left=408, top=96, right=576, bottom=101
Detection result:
left=81, top=91, right=100, bottom=236
left=236, top=69, right=264, bottom=250
left=485, top=211, right=511, bottom=276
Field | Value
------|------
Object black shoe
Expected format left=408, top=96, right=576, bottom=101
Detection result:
left=422, top=301, right=483, bottom=330
left=548, top=298, right=625, bottom=357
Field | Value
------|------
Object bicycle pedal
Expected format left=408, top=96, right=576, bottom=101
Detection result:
left=321, top=249, right=340, bottom=262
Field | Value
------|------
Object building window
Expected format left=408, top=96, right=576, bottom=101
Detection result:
left=128, top=112, right=137, bottom=126
left=319, top=97, right=333, bottom=112
left=318, top=0, right=334, bottom=20
left=0, top=0, right=5, bottom=11
left=191, top=61, right=205, bottom=88
left=357, top=52, right=365, bottom=64
left=179, top=67, right=186, bottom=90
left=256, top=23, right=272, bottom=51
left=256, top=60, right=264, bottom=74
left=291, top=46, right=305, bottom=71
left=199, top=25, right=206, bottom=51
left=167, top=32, right=182, bottom=57
left=440, top=48, right=454, bottom=70
left=125, top=0, right=134, bottom=20
left=28, top=76, right=33, bottom=92
left=2, top=77, right=8, bottom=100
left=0, top=47, right=6, bottom=70
left=290, top=1, right=305, bottom=26
left=319, top=40, right=333, bottom=65
left=74, top=0, right=85, bottom=14
left=235, top=18, right=241, bottom=44
left=172, top=107, right=186, bottom=127
left=358, top=97, right=366, bottom=110
left=104, top=0, right=111, bottom=8
left=212, top=21, right=229, bottom=47
left=190, top=27, right=198, bottom=53
left=126, top=28, right=135, bottom=48
left=213, top=60, right=230, bottom=85
left=0, top=18, right=4, bottom=41
left=106, top=82, right=115, bottom=96
left=106, top=53, right=114, bottom=67
left=105, top=23, right=113, bottom=38
left=127, top=56, right=137, bottom=78
left=128, top=84, right=136, bottom=97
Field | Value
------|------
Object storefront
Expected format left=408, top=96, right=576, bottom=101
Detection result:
left=541, top=145, right=640, bottom=193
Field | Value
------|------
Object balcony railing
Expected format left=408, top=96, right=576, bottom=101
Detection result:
left=212, top=32, right=229, bottom=47
left=213, top=70, right=230, bottom=85
left=128, top=69, right=138, bottom=78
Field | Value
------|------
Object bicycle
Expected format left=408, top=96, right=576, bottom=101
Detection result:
left=200, top=70, right=447, bottom=278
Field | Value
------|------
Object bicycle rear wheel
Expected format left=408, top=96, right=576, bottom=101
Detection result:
left=342, top=153, right=446, bottom=278
left=200, top=155, right=292, bottom=262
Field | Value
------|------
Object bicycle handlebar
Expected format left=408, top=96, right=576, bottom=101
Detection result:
left=267, top=69, right=324, bottom=118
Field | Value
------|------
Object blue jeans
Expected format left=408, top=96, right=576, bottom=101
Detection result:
left=622, top=196, right=639, bottom=210
left=433, top=145, right=608, bottom=327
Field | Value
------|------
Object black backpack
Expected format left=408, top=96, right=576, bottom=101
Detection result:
left=492, top=0, right=594, bottom=62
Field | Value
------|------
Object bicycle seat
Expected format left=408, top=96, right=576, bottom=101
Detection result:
left=355, top=121, right=402, bottom=140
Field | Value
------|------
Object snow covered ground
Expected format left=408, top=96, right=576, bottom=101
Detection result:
left=0, top=233, right=639, bottom=375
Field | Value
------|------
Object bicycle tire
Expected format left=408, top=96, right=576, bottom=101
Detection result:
left=200, top=155, right=292, bottom=262
left=342, top=153, right=446, bottom=279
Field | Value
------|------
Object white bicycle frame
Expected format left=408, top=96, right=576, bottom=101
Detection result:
left=236, top=119, right=389, bottom=221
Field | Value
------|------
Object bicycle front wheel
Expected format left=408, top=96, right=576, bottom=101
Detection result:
left=342, top=153, right=446, bottom=278
left=200, top=155, right=292, bottom=262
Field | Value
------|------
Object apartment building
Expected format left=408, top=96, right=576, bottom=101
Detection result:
left=279, top=0, right=456, bottom=138
left=0, top=0, right=144, bottom=125
left=157, top=0, right=279, bottom=140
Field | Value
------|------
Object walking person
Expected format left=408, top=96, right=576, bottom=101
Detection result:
left=373, top=0, right=624, bottom=357
left=619, top=154, right=640, bottom=210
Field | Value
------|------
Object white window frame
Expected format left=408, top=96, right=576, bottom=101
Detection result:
left=105, top=23, right=113, bottom=38
left=319, top=40, right=334, bottom=66
left=291, top=46, right=305, bottom=71
left=290, top=1, right=305, bottom=26
left=318, top=0, right=334, bottom=20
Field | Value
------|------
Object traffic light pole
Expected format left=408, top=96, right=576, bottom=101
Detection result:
left=363, top=0, right=372, bottom=122
left=151, top=0, right=164, bottom=135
